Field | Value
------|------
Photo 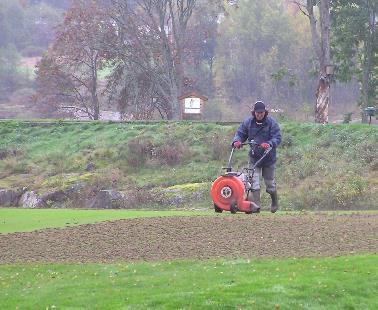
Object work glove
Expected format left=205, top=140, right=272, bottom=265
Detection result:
left=260, top=142, right=271, bottom=150
left=233, top=141, right=242, bottom=149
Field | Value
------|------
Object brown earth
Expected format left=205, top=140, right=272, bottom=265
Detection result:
left=0, top=213, right=377, bottom=263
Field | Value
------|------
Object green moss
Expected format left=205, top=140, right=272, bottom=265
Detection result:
left=40, top=173, right=94, bottom=189
left=167, top=182, right=211, bottom=192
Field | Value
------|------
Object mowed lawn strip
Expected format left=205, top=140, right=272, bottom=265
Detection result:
left=0, top=208, right=211, bottom=234
left=0, top=255, right=377, bottom=309
left=2, top=209, right=377, bottom=234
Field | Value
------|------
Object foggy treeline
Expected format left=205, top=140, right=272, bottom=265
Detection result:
left=0, top=0, right=376, bottom=121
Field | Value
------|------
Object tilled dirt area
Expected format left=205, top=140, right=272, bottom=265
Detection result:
left=0, top=213, right=377, bottom=263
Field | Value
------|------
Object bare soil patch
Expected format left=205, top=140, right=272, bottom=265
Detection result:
left=0, top=213, right=377, bottom=263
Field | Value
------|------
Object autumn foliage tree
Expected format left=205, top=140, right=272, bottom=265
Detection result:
left=35, top=0, right=116, bottom=119
left=103, top=0, right=198, bottom=119
left=35, top=0, right=232, bottom=120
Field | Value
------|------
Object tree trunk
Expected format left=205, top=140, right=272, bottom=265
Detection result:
left=315, top=77, right=330, bottom=123
left=361, top=1, right=375, bottom=123
left=362, top=61, right=370, bottom=123
left=91, top=52, right=100, bottom=120
left=92, top=95, right=100, bottom=120
left=315, top=0, right=331, bottom=124
left=171, top=92, right=181, bottom=120
left=302, top=0, right=331, bottom=124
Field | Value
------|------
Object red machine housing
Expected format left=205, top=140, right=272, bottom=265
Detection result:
left=210, top=174, right=257, bottom=213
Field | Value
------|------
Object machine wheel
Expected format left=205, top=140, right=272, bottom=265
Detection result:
left=211, top=176, right=245, bottom=213
left=214, top=203, right=223, bottom=213
left=230, top=202, right=238, bottom=214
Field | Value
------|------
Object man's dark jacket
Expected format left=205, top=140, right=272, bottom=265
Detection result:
left=233, top=115, right=281, bottom=167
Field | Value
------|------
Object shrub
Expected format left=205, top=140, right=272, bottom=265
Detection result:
left=356, top=141, right=377, bottom=166
left=125, top=184, right=161, bottom=208
left=154, top=143, right=186, bottom=166
left=0, top=148, right=24, bottom=160
left=126, top=138, right=154, bottom=168
left=289, top=175, right=368, bottom=210
left=370, top=158, right=378, bottom=171
left=330, top=176, right=366, bottom=208
left=44, top=151, right=71, bottom=175
left=93, top=148, right=116, bottom=160
left=209, top=132, right=233, bottom=161
left=343, top=112, right=353, bottom=124
left=0, top=157, right=29, bottom=177
left=280, top=133, right=293, bottom=148
left=88, top=168, right=124, bottom=191
left=126, top=137, right=189, bottom=167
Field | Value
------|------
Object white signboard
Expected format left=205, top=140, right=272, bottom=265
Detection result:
left=184, top=97, right=201, bottom=114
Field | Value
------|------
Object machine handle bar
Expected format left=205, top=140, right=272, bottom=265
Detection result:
left=225, top=140, right=272, bottom=172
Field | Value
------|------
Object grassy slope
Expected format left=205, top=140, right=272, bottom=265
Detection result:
left=1, top=255, right=377, bottom=309
left=0, top=120, right=377, bottom=209
left=0, top=209, right=211, bottom=234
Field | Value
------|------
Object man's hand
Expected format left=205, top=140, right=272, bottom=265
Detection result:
left=233, top=141, right=242, bottom=149
left=261, top=142, right=270, bottom=150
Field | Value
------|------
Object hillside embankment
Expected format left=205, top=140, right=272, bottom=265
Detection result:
left=0, top=120, right=377, bottom=210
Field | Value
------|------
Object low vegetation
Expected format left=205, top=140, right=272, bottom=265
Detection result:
left=0, top=120, right=377, bottom=210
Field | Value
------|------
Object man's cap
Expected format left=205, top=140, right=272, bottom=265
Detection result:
left=253, top=101, right=266, bottom=112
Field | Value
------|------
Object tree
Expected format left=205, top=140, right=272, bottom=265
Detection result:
left=293, top=0, right=332, bottom=124
left=33, top=0, right=228, bottom=120
left=24, top=2, right=64, bottom=55
left=105, top=0, right=197, bottom=119
left=332, top=0, right=377, bottom=120
left=0, top=45, right=23, bottom=99
left=35, top=0, right=115, bottom=119
left=214, top=0, right=312, bottom=110
left=0, top=0, right=64, bottom=56
left=0, top=0, right=27, bottom=50
left=183, top=0, right=222, bottom=94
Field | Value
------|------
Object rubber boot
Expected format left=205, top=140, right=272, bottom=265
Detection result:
left=268, top=191, right=279, bottom=213
left=248, top=190, right=261, bottom=213
left=251, top=190, right=261, bottom=207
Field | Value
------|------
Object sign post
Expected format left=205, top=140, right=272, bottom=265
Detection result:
left=179, top=91, right=208, bottom=120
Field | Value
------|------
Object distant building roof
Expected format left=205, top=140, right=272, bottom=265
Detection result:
left=178, top=91, right=208, bottom=101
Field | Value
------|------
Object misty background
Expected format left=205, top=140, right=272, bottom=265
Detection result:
left=0, top=0, right=375, bottom=122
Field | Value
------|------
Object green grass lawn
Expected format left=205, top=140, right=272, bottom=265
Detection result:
left=0, top=255, right=376, bottom=309
left=1, top=208, right=377, bottom=308
left=0, top=208, right=210, bottom=234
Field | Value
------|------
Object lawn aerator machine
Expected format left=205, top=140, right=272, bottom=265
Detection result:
left=210, top=140, right=271, bottom=214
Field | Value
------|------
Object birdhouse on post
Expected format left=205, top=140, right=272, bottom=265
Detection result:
left=179, top=91, right=208, bottom=120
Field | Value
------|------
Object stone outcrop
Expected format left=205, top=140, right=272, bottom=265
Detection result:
left=0, top=189, right=22, bottom=207
left=155, top=183, right=211, bottom=207
left=87, top=190, right=129, bottom=209
left=19, top=191, right=46, bottom=208
left=1, top=182, right=210, bottom=209
left=40, top=183, right=85, bottom=208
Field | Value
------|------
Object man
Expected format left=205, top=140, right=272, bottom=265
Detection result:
left=232, top=101, right=281, bottom=213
